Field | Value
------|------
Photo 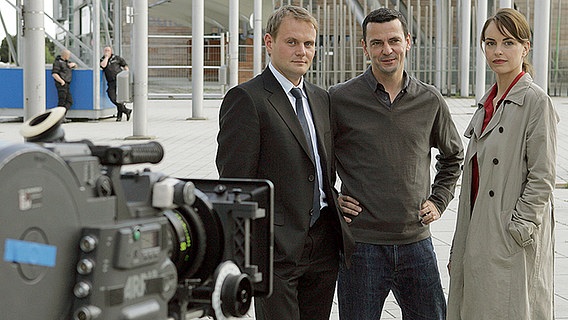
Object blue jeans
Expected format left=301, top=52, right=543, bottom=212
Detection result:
left=338, top=238, right=446, bottom=320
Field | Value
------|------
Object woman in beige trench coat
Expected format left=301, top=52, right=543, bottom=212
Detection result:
left=447, top=8, right=559, bottom=320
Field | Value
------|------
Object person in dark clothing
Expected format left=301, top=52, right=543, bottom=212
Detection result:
left=51, top=49, right=76, bottom=115
left=216, top=6, right=354, bottom=320
left=100, top=46, right=132, bottom=121
left=331, top=8, right=464, bottom=320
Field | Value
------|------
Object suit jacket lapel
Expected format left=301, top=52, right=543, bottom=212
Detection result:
left=262, top=69, right=314, bottom=162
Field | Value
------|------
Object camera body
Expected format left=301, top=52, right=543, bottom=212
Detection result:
left=0, top=108, right=273, bottom=320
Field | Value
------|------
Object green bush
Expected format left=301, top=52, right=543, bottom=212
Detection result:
left=0, top=35, right=56, bottom=64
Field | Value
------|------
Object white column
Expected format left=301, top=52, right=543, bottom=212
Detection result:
left=132, top=0, right=149, bottom=136
left=16, top=0, right=22, bottom=66
left=253, top=0, right=263, bottom=76
left=22, top=0, right=45, bottom=120
left=442, top=1, right=449, bottom=94
left=229, top=0, right=239, bottom=88
left=475, top=0, right=487, bottom=103
left=435, top=0, right=449, bottom=93
left=499, top=0, right=512, bottom=8
left=533, top=0, right=551, bottom=92
left=459, top=0, right=471, bottom=97
left=93, top=0, right=100, bottom=112
left=346, top=0, right=365, bottom=24
left=191, top=0, right=205, bottom=119
left=435, top=0, right=443, bottom=90
left=114, top=0, right=122, bottom=54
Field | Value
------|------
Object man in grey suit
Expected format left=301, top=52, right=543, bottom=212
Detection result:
left=216, top=5, right=354, bottom=320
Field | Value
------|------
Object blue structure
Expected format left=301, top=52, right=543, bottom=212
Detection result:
left=0, top=68, right=115, bottom=119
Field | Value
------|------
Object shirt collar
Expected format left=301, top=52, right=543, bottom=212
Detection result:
left=363, top=66, right=410, bottom=93
left=269, top=62, right=305, bottom=97
left=478, top=72, right=531, bottom=109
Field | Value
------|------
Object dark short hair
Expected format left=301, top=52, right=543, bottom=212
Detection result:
left=265, top=5, right=318, bottom=39
left=362, top=8, right=409, bottom=42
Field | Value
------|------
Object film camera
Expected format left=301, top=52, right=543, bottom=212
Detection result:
left=0, top=107, right=273, bottom=320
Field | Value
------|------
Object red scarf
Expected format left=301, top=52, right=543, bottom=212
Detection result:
left=471, top=71, right=525, bottom=210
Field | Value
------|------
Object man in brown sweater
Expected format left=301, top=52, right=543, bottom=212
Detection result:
left=330, top=8, right=464, bottom=320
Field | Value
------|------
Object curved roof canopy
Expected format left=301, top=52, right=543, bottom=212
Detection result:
left=149, top=0, right=275, bottom=34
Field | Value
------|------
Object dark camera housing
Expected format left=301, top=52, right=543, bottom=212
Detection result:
left=0, top=108, right=273, bottom=320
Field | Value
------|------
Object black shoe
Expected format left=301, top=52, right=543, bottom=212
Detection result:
left=116, top=113, right=122, bottom=121
left=126, top=109, right=132, bottom=121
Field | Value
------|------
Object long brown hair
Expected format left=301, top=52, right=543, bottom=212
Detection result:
left=480, top=8, right=534, bottom=76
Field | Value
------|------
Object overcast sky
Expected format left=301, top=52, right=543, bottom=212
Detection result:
left=0, top=1, right=54, bottom=41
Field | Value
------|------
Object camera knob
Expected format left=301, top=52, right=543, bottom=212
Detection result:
left=73, top=305, right=102, bottom=320
left=74, top=281, right=92, bottom=298
left=80, top=235, right=98, bottom=253
left=220, top=273, right=252, bottom=317
left=77, top=259, right=95, bottom=275
left=214, top=184, right=227, bottom=194
left=153, top=179, right=196, bottom=208
left=177, top=181, right=196, bottom=206
left=211, top=261, right=253, bottom=319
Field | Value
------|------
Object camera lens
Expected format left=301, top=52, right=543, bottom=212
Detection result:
left=163, top=192, right=225, bottom=284
left=163, top=207, right=205, bottom=280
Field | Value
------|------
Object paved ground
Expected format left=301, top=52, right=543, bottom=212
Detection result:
left=1, top=97, right=568, bottom=319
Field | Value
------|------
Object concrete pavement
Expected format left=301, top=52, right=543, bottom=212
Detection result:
left=1, top=97, right=567, bottom=319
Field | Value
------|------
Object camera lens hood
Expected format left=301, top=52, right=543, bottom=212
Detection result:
left=20, top=107, right=67, bottom=142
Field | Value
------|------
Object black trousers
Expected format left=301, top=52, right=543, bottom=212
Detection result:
left=55, top=81, right=73, bottom=111
left=254, top=207, right=340, bottom=320
left=107, top=81, right=129, bottom=117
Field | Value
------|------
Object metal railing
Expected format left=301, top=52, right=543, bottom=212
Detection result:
left=147, top=34, right=226, bottom=99
left=147, top=39, right=568, bottom=97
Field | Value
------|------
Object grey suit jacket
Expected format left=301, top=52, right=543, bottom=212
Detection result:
left=216, top=68, right=354, bottom=267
